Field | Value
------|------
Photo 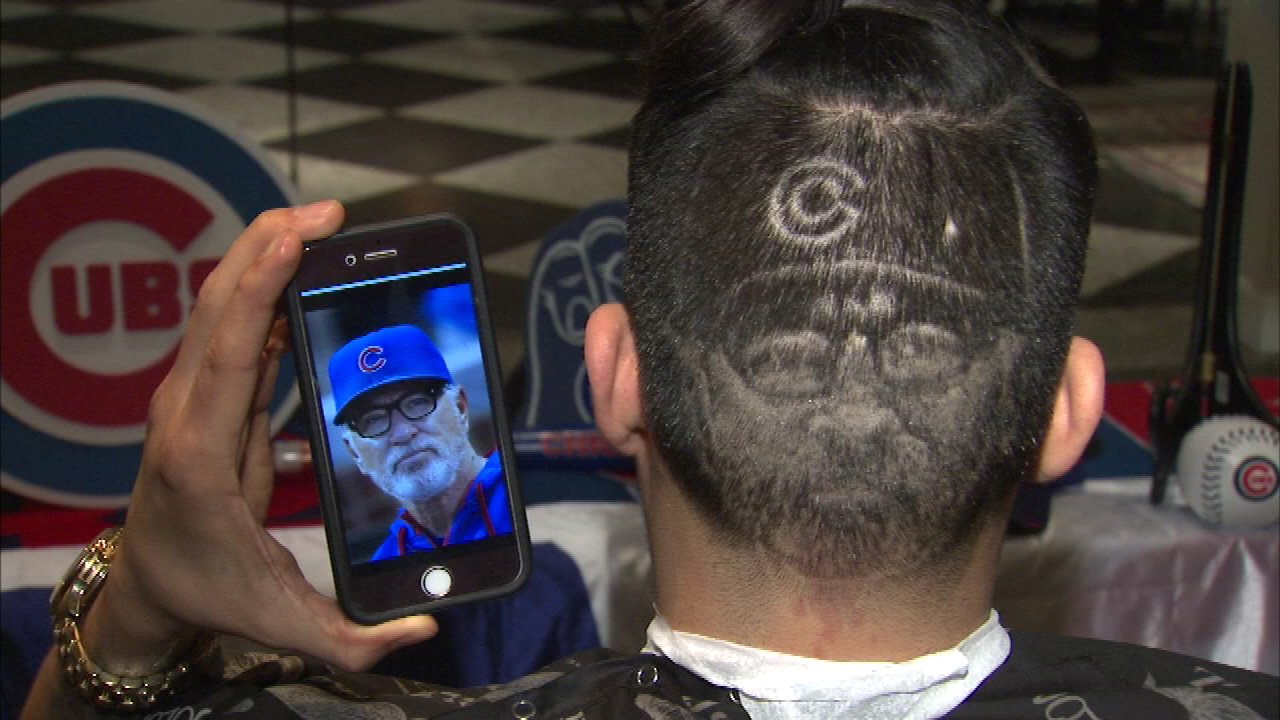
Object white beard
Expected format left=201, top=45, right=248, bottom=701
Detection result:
left=379, top=430, right=473, bottom=504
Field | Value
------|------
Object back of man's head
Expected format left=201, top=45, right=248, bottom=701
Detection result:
left=624, top=0, right=1097, bottom=580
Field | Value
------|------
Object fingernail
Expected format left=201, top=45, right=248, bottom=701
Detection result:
left=293, top=200, right=336, bottom=221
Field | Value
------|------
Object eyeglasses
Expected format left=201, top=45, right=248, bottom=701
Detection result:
left=348, top=386, right=445, bottom=438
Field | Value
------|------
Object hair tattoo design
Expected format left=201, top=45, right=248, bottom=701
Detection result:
left=768, top=159, right=867, bottom=247
left=623, top=0, right=1097, bottom=578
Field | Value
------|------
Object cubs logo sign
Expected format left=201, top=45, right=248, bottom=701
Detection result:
left=1, top=82, right=299, bottom=506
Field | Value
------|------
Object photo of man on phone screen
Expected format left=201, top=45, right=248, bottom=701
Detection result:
left=328, top=324, right=511, bottom=561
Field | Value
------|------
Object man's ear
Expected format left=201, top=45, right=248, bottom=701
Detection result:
left=1036, top=337, right=1105, bottom=482
left=343, top=432, right=368, bottom=475
left=584, top=303, right=645, bottom=455
left=454, top=385, right=469, bottom=420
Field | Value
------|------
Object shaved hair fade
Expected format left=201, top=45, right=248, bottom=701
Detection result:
left=624, top=0, right=1097, bottom=579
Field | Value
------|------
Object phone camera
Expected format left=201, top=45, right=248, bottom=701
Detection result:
left=344, top=254, right=357, bottom=266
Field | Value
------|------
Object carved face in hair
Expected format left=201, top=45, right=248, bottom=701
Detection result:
left=668, top=152, right=1035, bottom=570
left=698, top=155, right=1028, bottom=480
left=692, top=262, right=1022, bottom=519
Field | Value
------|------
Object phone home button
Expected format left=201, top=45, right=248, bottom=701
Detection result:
left=421, top=566, right=452, bottom=598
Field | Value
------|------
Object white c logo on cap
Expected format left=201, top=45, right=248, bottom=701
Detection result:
left=358, top=345, right=385, bottom=373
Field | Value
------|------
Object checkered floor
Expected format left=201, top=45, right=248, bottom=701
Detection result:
left=1, top=0, right=1264, bottom=379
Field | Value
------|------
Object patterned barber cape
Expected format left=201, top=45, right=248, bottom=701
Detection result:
left=122, top=632, right=1277, bottom=719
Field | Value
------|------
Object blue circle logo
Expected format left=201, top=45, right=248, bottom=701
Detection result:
left=2, top=82, right=299, bottom=506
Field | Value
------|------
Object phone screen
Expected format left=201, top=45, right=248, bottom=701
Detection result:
left=288, top=216, right=528, bottom=623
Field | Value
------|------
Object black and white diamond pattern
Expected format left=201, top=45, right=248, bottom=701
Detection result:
left=1, top=0, right=1232, bottom=377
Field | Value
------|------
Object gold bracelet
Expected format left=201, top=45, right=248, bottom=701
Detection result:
left=50, top=527, right=215, bottom=712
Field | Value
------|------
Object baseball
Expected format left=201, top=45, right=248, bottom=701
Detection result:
left=1176, top=415, right=1280, bottom=527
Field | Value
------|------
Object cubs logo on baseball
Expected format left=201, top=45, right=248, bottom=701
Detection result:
left=1236, top=458, right=1278, bottom=501
left=1, top=82, right=297, bottom=506
left=1177, top=415, right=1280, bottom=527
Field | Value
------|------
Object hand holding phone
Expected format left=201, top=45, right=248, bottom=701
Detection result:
left=75, top=205, right=436, bottom=683
left=287, top=215, right=531, bottom=624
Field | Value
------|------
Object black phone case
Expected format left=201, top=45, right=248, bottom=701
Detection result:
left=286, top=214, right=531, bottom=625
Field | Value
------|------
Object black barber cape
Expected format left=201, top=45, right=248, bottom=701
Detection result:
left=125, top=631, right=1278, bottom=719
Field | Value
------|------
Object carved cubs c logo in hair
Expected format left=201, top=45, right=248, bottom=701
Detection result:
left=768, top=159, right=865, bottom=247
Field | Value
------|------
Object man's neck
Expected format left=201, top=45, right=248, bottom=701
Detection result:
left=639, top=459, right=1005, bottom=662
left=403, top=452, right=487, bottom=538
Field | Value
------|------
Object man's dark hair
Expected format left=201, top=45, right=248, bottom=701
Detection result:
left=623, top=0, right=1097, bottom=579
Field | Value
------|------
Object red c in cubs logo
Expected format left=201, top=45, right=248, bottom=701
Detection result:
left=358, top=346, right=386, bottom=373
left=1236, top=458, right=1278, bottom=502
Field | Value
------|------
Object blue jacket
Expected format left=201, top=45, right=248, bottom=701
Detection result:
left=371, top=453, right=511, bottom=560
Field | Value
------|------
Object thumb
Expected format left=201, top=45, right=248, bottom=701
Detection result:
left=350, top=615, right=440, bottom=659
left=293, top=594, right=439, bottom=672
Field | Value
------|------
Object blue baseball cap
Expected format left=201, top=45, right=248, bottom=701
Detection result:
left=328, top=325, right=453, bottom=425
